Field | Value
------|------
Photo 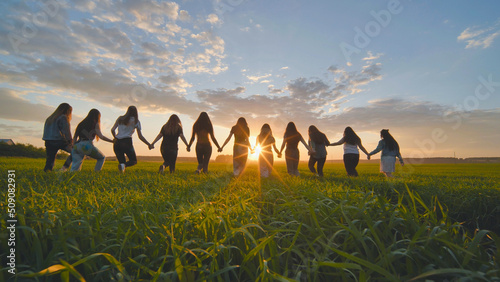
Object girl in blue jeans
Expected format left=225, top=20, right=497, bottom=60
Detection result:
left=71, top=109, right=113, bottom=172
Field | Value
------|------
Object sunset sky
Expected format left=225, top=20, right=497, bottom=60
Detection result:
left=1, top=0, right=499, bottom=161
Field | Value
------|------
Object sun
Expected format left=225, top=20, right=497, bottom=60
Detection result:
left=249, top=144, right=261, bottom=160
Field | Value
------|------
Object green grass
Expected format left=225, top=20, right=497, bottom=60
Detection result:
left=1, top=157, right=499, bottom=281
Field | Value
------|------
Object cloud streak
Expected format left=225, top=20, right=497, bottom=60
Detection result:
left=458, top=20, right=500, bottom=49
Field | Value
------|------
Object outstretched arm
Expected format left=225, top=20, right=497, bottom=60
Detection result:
left=368, top=140, right=384, bottom=156
left=96, top=123, right=114, bottom=143
left=137, top=128, right=151, bottom=148
left=358, top=140, right=370, bottom=156
left=329, top=137, right=344, bottom=146
left=187, top=131, right=195, bottom=147
left=279, top=135, right=286, bottom=154
left=187, top=131, right=195, bottom=152
left=151, top=132, right=162, bottom=148
left=300, top=136, right=313, bottom=152
left=210, top=132, right=221, bottom=151
left=179, top=133, right=189, bottom=148
left=273, top=143, right=281, bottom=157
left=220, top=132, right=233, bottom=152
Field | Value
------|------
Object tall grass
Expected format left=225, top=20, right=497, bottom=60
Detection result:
left=0, top=158, right=499, bottom=281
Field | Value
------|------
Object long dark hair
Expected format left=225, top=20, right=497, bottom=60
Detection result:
left=344, top=127, right=361, bottom=145
left=75, top=109, right=101, bottom=141
left=234, top=117, right=249, bottom=139
left=46, top=103, right=72, bottom=124
left=162, top=114, right=182, bottom=136
left=308, top=125, right=327, bottom=144
left=193, top=112, right=213, bottom=134
left=258, top=123, right=273, bottom=141
left=380, top=129, right=399, bottom=152
left=284, top=122, right=298, bottom=137
left=119, top=106, right=138, bottom=125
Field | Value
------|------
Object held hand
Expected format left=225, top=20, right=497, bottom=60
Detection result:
left=148, top=144, right=154, bottom=150
left=186, top=146, right=191, bottom=152
left=217, top=148, right=222, bottom=153
left=277, top=153, right=282, bottom=158
left=367, top=155, right=371, bottom=160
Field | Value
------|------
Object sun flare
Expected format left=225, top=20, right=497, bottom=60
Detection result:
left=249, top=145, right=261, bottom=160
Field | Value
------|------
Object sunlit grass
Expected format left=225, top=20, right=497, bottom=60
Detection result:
left=0, top=158, right=499, bottom=281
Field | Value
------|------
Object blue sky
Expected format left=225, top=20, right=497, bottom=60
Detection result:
left=1, top=0, right=499, bottom=160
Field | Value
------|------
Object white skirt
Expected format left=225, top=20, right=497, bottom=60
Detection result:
left=380, top=156, right=396, bottom=173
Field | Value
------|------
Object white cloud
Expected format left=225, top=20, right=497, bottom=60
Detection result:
left=458, top=21, right=500, bottom=49
left=362, top=51, right=383, bottom=61
left=247, top=73, right=272, bottom=83
left=207, top=14, right=221, bottom=25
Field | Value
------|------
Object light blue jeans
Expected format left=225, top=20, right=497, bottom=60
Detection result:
left=71, top=140, right=106, bottom=172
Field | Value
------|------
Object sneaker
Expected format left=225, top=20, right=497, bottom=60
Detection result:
left=59, top=166, right=68, bottom=172
left=159, top=165, right=165, bottom=174
left=118, top=163, right=125, bottom=173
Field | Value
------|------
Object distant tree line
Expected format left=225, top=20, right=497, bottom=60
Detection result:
left=0, top=143, right=68, bottom=159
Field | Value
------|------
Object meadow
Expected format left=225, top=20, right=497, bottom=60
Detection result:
left=1, top=157, right=499, bottom=281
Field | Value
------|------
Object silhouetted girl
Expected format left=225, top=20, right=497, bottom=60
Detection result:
left=279, top=122, right=312, bottom=176
left=255, top=124, right=281, bottom=177
left=329, top=127, right=369, bottom=177
left=187, top=112, right=221, bottom=173
left=42, top=103, right=73, bottom=172
left=220, top=117, right=251, bottom=176
left=71, top=109, right=113, bottom=171
left=367, top=129, right=404, bottom=177
left=151, top=114, right=189, bottom=173
left=111, top=106, right=151, bottom=173
left=308, top=125, right=330, bottom=177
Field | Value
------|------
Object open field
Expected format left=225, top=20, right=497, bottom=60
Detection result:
left=1, top=157, right=499, bottom=281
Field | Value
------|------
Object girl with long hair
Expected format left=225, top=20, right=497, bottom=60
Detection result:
left=111, top=106, right=152, bottom=173
left=42, top=103, right=73, bottom=172
left=255, top=124, right=281, bottom=178
left=220, top=117, right=251, bottom=176
left=367, top=129, right=404, bottom=177
left=279, top=122, right=313, bottom=176
left=151, top=114, right=189, bottom=173
left=307, top=125, right=330, bottom=177
left=329, top=126, right=369, bottom=177
left=187, top=112, right=221, bottom=173
left=71, top=109, right=113, bottom=171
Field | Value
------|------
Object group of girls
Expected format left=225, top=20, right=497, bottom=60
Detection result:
left=43, top=104, right=149, bottom=173
left=43, top=103, right=404, bottom=177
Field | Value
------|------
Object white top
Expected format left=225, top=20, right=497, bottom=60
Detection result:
left=343, top=143, right=359, bottom=155
left=116, top=117, right=141, bottom=139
